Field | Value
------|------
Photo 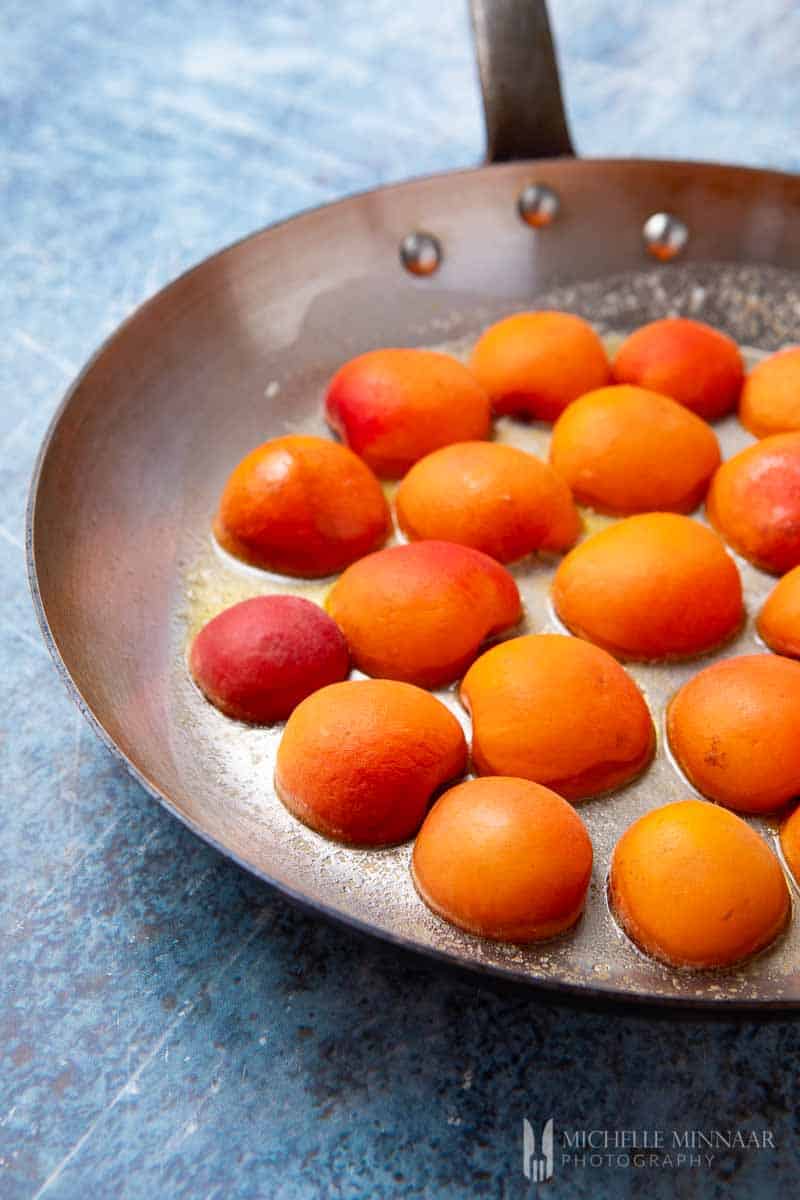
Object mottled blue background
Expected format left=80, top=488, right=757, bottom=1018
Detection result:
left=3, top=2, right=800, bottom=1197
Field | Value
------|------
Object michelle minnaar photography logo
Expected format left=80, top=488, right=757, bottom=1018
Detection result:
left=523, top=1117, right=775, bottom=1180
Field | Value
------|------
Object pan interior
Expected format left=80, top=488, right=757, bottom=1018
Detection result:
left=167, top=261, right=800, bottom=1005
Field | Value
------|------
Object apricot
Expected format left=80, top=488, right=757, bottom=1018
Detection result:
left=214, top=435, right=389, bottom=577
left=274, top=679, right=467, bottom=846
left=757, top=566, right=800, bottom=658
left=326, top=540, right=521, bottom=688
left=469, top=311, right=610, bottom=421
left=189, top=595, right=349, bottom=724
left=395, top=441, right=580, bottom=562
left=549, top=385, right=721, bottom=515
left=460, top=635, right=654, bottom=800
left=411, top=777, right=593, bottom=942
left=667, top=654, right=800, bottom=814
left=325, top=348, right=491, bottom=478
left=610, top=799, right=790, bottom=968
left=612, top=318, right=743, bottom=421
left=706, top=432, right=800, bottom=575
left=779, top=805, right=800, bottom=886
left=552, top=513, right=743, bottom=660
left=739, top=346, right=800, bottom=438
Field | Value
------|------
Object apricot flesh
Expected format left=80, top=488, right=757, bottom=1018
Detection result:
left=706, top=432, right=800, bottom=575
left=326, top=540, right=521, bottom=688
left=469, top=311, right=610, bottom=421
left=189, top=595, right=349, bottom=724
left=395, top=441, right=580, bottom=562
left=612, top=318, right=743, bottom=421
left=325, top=348, right=491, bottom=478
left=460, top=634, right=654, bottom=800
left=610, top=799, right=790, bottom=968
left=757, top=566, right=800, bottom=658
left=214, top=434, right=389, bottom=577
left=552, top=513, right=743, bottom=661
left=779, top=805, right=800, bottom=887
left=739, top=346, right=800, bottom=438
left=667, top=654, right=800, bottom=814
left=275, top=679, right=467, bottom=846
left=549, top=385, right=721, bottom=515
left=412, top=777, right=593, bottom=942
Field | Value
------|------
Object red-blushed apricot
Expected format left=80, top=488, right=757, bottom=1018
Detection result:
left=780, top=805, right=800, bottom=886
left=326, top=540, right=521, bottom=688
left=549, top=385, right=721, bottom=515
left=325, top=348, right=491, bottom=478
left=460, top=635, right=654, bottom=800
left=411, top=777, right=593, bottom=942
left=469, top=311, right=610, bottom=421
left=189, top=595, right=349, bottom=725
left=666, top=654, right=800, bottom=814
left=552, top=513, right=743, bottom=661
left=610, top=799, right=790, bottom=968
left=395, top=441, right=580, bottom=562
left=739, top=346, right=800, bottom=438
left=214, top=435, right=389, bottom=577
left=612, top=318, right=743, bottom=420
left=274, top=680, right=467, bottom=846
left=706, top=432, right=800, bottom=575
left=758, top=566, right=800, bottom=657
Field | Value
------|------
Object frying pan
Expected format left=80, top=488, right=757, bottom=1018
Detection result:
left=27, top=0, right=800, bottom=1006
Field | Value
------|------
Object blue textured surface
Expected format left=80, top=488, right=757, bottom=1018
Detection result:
left=4, top=2, right=800, bottom=1196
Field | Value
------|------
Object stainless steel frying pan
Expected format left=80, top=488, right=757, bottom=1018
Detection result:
left=27, top=0, right=800, bottom=1006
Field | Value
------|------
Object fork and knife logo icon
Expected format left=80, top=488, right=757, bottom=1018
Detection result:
left=523, top=1117, right=555, bottom=1183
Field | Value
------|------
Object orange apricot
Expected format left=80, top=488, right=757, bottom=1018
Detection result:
left=612, top=318, right=743, bottom=420
left=189, top=595, right=349, bottom=724
left=610, top=799, right=790, bottom=968
left=325, top=348, right=491, bottom=478
left=326, top=540, right=521, bottom=688
left=552, top=513, right=743, bottom=660
left=469, top=311, right=610, bottom=422
left=779, top=805, right=800, bottom=886
left=460, top=634, right=654, bottom=800
left=411, top=777, right=593, bottom=942
left=395, top=441, right=580, bottom=562
left=666, top=654, right=800, bottom=814
left=757, top=566, right=800, bottom=657
left=739, top=346, right=800, bottom=438
left=549, top=385, right=721, bottom=515
left=706, top=432, right=800, bottom=575
left=275, top=679, right=467, bottom=846
left=214, top=435, right=389, bottom=577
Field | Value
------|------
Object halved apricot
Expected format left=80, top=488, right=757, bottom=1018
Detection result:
left=214, top=435, right=389, bottom=577
left=326, top=540, right=521, bottom=688
left=758, top=566, right=800, bottom=658
left=612, top=318, right=743, bottom=420
left=549, top=385, right=721, bottom=514
left=780, top=805, right=800, bottom=887
left=610, top=799, right=790, bottom=968
left=189, top=595, right=349, bottom=724
left=739, top=346, right=800, bottom=438
left=469, top=311, right=610, bottom=421
left=412, top=777, right=593, bottom=942
left=395, top=441, right=580, bottom=562
left=325, top=348, right=491, bottom=478
left=552, top=513, right=743, bottom=660
left=275, top=679, right=467, bottom=846
left=667, top=654, right=800, bottom=814
left=707, top=432, right=800, bottom=575
left=460, top=634, right=654, bottom=800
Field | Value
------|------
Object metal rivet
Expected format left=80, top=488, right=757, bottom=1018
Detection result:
left=643, top=212, right=689, bottom=261
left=399, top=231, right=441, bottom=276
left=518, top=183, right=560, bottom=228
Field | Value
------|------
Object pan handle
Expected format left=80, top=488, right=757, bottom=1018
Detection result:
left=469, top=0, right=574, bottom=162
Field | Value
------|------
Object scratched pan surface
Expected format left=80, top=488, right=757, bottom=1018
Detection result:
left=27, top=156, right=800, bottom=1007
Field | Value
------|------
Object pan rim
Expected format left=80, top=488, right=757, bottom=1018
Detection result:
left=26, top=154, right=800, bottom=1012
